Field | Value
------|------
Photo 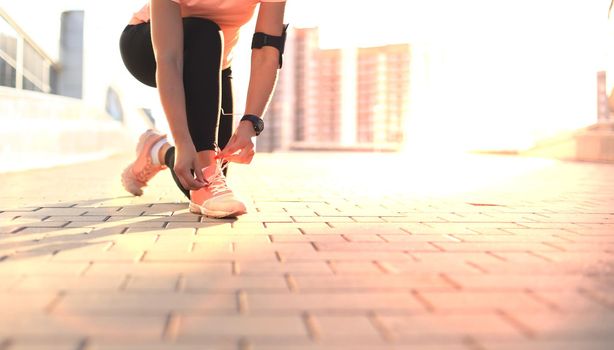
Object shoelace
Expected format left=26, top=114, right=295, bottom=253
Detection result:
left=136, top=161, right=157, bottom=183
left=206, top=160, right=230, bottom=196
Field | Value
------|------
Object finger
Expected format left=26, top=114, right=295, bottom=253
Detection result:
left=217, top=136, right=235, bottom=158
left=245, top=150, right=256, bottom=164
left=221, top=154, right=247, bottom=164
left=219, top=138, right=240, bottom=159
left=227, top=143, right=255, bottom=164
left=236, top=146, right=252, bottom=163
left=193, top=162, right=205, bottom=184
left=176, top=168, right=203, bottom=190
left=185, top=175, right=204, bottom=190
left=174, top=167, right=193, bottom=190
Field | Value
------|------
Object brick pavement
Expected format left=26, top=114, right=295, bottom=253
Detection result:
left=0, top=151, right=613, bottom=350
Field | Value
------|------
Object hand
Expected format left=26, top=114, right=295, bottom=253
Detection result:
left=217, top=121, right=256, bottom=164
left=173, top=140, right=206, bottom=190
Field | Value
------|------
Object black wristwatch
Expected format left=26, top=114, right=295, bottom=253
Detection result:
left=241, top=114, right=264, bottom=136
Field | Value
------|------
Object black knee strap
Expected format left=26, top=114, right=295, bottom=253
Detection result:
left=251, top=24, right=289, bottom=69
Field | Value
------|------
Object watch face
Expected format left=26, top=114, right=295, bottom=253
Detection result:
left=256, top=118, right=264, bottom=132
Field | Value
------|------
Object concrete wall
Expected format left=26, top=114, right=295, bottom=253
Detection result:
left=0, top=86, right=131, bottom=173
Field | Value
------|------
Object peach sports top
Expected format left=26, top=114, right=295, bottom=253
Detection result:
left=129, top=0, right=286, bottom=68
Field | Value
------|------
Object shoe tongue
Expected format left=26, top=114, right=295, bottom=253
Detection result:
left=203, top=165, right=220, bottom=183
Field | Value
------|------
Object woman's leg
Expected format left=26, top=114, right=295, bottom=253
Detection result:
left=119, top=24, right=168, bottom=196
left=218, top=68, right=234, bottom=176
left=119, top=24, right=157, bottom=88
left=119, top=18, right=227, bottom=198
left=182, top=17, right=223, bottom=153
left=161, top=67, right=233, bottom=198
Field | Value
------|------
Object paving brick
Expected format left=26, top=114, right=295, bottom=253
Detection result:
left=246, top=292, right=423, bottom=312
left=377, top=313, right=523, bottom=341
left=177, top=315, right=308, bottom=339
left=293, top=275, right=453, bottom=291
left=278, top=250, right=415, bottom=262
left=269, top=234, right=346, bottom=243
left=381, top=215, right=449, bottom=223
left=379, top=234, right=460, bottom=242
left=90, top=344, right=234, bottom=350
left=2, top=151, right=614, bottom=348
left=52, top=245, right=144, bottom=262
left=232, top=242, right=317, bottom=254
left=527, top=290, right=610, bottom=312
left=0, top=315, right=164, bottom=339
left=431, top=242, right=562, bottom=252
left=0, top=292, right=56, bottom=313
left=124, top=275, right=179, bottom=291
left=235, top=261, right=332, bottom=275
left=31, top=208, right=88, bottom=216
left=479, top=340, right=614, bottom=350
left=533, top=242, right=614, bottom=252
left=291, top=216, right=356, bottom=223
left=455, top=234, right=571, bottom=243
left=502, top=312, right=614, bottom=339
left=2, top=219, right=70, bottom=231
left=308, top=314, right=383, bottom=341
left=341, top=233, right=386, bottom=242
left=237, top=222, right=332, bottom=230
left=43, top=215, right=108, bottom=222
left=401, top=224, right=485, bottom=235
left=234, top=214, right=295, bottom=223
left=298, top=225, right=405, bottom=235
left=184, top=275, right=288, bottom=292
left=3, top=342, right=78, bottom=350
left=417, top=291, right=551, bottom=313
left=251, top=345, right=471, bottom=350
left=165, top=222, right=230, bottom=229
left=373, top=260, right=481, bottom=274
left=327, top=261, right=382, bottom=274
left=314, top=242, right=441, bottom=252
left=12, top=275, right=124, bottom=292
left=555, top=233, right=614, bottom=243
left=0, top=260, right=87, bottom=276
left=349, top=216, right=387, bottom=223
left=55, top=292, right=236, bottom=314
left=87, top=217, right=169, bottom=228
left=446, top=274, right=613, bottom=291
left=84, top=262, right=232, bottom=277
left=144, top=250, right=278, bottom=262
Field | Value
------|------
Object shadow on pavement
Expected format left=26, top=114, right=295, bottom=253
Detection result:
left=0, top=196, right=232, bottom=262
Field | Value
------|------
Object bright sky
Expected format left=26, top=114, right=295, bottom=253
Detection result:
left=0, top=0, right=416, bottom=57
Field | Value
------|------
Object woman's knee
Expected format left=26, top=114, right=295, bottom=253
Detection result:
left=183, top=17, right=222, bottom=45
left=119, top=24, right=157, bottom=87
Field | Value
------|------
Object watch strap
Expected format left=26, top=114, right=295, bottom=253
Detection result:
left=241, top=114, right=264, bottom=136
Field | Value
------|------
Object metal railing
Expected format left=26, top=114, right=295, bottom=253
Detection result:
left=0, top=7, right=56, bottom=93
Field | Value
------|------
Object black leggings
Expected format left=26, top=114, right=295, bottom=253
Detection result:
left=119, top=17, right=233, bottom=198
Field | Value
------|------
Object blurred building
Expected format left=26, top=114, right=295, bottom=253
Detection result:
left=56, top=11, right=84, bottom=99
left=0, top=8, right=85, bottom=98
left=0, top=8, right=56, bottom=93
left=0, top=8, right=130, bottom=173
left=257, top=27, right=410, bottom=152
left=312, top=48, right=342, bottom=143
left=357, top=44, right=409, bottom=145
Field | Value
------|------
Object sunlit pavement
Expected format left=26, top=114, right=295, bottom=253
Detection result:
left=0, top=151, right=613, bottom=350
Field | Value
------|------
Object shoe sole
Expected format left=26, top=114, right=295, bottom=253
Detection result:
left=189, top=201, right=247, bottom=218
left=121, top=163, right=144, bottom=196
left=121, top=130, right=166, bottom=197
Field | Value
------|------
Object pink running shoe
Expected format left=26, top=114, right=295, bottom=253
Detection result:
left=121, top=129, right=167, bottom=196
left=189, top=162, right=247, bottom=218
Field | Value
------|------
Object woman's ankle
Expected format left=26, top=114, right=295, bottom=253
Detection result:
left=158, top=143, right=172, bottom=166
left=197, top=150, right=217, bottom=168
